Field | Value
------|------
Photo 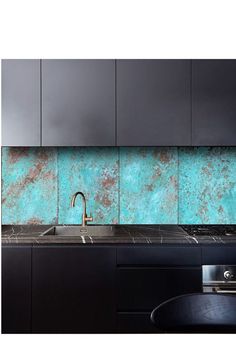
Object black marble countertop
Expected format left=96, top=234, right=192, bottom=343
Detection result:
left=2, top=224, right=236, bottom=245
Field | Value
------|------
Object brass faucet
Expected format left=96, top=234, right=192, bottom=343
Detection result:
left=71, top=191, right=93, bottom=227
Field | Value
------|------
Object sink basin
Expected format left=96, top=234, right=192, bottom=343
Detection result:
left=41, top=225, right=123, bottom=238
left=39, top=225, right=188, bottom=244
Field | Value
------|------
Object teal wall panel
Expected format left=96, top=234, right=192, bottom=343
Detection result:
left=2, top=147, right=236, bottom=225
left=120, top=147, right=178, bottom=224
left=179, top=147, right=236, bottom=224
left=58, top=147, right=119, bottom=224
left=2, top=147, right=57, bottom=224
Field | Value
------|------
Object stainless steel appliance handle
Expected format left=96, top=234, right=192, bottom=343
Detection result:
left=214, top=288, right=236, bottom=294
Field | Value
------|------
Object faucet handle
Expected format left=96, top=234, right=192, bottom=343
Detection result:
left=85, top=215, right=93, bottom=223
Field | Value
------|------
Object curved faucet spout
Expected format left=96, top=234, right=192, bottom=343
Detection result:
left=71, top=191, right=93, bottom=227
left=71, top=191, right=86, bottom=209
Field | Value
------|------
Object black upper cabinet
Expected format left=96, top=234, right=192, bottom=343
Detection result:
left=42, top=60, right=115, bottom=146
left=32, top=246, right=116, bottom=333
left=2, top=59, right=40, bottom=146
left=192, top=60, right=236, bottom=146
left=117, top=60, right=191, bottom=146
left=2, top=246, right=31, bottom=333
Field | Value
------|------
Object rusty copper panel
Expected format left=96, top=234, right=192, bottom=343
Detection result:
left=58, top=147, right=119, bottom=224
left=179, top=147, right=236, bottom=224
left=2, top=146, right=236, bottom=225
left=2, top=147, right=57, bottom=224
left=119, top=147, right=178, bottom=224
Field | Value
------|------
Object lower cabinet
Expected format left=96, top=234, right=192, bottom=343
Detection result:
left=117, top=313, right=157, bottom=333
left=116, top=268, right=202, bottom=333
left=2, top=246, right=32, bottom=333
left=116, top=246, right=202, bottom=333
left=2, top=244, right=204, bottom=333
left=117, top=267, right=202, bottom=311
left=32, top=246, right=116, bottom=333
left=202, top=246, right=236, bottom=265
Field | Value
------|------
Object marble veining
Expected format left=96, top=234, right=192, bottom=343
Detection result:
left=2, top=225, right=236, bottom=244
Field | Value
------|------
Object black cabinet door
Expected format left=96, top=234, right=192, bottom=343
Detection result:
left=117, top=267, right=202, bottom=311
left=32, top=246, right=116, bottom=333
left=42, top=60, right=115, bottom=146
left=117, top=60, right=191, bottom=146
left=2, top=246, right=32, bottom=333
left=2, top=59, right=40, bottom=146
left=117, top=313, right=157, bottom=333
left=192, top=60, right=236, bottom=146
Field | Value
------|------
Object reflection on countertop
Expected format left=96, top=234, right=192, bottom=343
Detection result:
left=2, top=224, right=236, bottom=245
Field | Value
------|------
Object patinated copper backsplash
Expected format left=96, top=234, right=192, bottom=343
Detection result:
left=2, top=147, right=236, bottom=224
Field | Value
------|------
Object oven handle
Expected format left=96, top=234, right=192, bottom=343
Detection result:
left=214, top=288, right=236, bottom=294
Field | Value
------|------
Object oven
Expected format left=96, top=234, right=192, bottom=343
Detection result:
left=203, top=265, right=236, bottom=294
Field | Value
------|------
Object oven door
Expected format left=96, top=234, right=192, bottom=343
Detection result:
left=202, top=265, right=236, bottom=294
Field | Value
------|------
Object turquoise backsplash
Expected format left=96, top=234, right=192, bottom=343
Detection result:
left=2, top=147, right=236, bottom=224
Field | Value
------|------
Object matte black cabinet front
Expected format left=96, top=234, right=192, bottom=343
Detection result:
left=117, top=266, right=202, bottom=334
left=192, top=60, right=236, bottom=146
left=116, top=246, right=202, bottom=333
left=117, top=60, right=191, bottom=146
left=202, top=246, right=236, bottom=264
left=42, top=60, right=115, bottom=146
left=117, top=267, right=202, bottom=311
left=32, top=246, right=116, bottom=333
left=2, top=59, right=40, bottom=146
left=2, top=246, right=32, bottom=333
left=3, top=244, right=235, bottom=334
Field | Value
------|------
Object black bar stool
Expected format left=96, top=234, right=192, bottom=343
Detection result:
left=151, top=293, right=236, bottom=333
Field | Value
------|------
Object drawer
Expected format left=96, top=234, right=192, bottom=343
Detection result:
left=117, top=246, right=201, bottom=266
left=117, top=267, right=202, bottom=311
left=202, top=246, right=236, bottom=265
left=117, top=312, right=157, bottom=333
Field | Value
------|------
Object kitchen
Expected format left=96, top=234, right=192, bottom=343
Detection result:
left=1, top=59, right=236, bottom=335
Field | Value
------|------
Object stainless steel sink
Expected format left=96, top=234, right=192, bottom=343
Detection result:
left=41, top=225, right=120, bottom=238
left=39, top=225, right=188, bottom=244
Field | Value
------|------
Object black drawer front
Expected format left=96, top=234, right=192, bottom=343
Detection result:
left=202, top=246, right=236, bottom=265
left=117, top=247, right=201, bottom=266
left=117, top=313, right=157, bottom=333
left=117, top=267, right=202, bottom=311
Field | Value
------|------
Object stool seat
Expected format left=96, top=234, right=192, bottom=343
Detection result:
left=151, top=293, right=236, bottom=333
